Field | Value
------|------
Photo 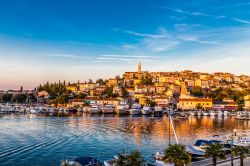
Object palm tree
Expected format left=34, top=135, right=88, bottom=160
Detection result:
left=233, top=146, right=250, bottom=166
left=204, top=143, right=226, bottom=166
left=163, top=144, right=191, bottom=166
left=115, top=150, right=144, bottom=166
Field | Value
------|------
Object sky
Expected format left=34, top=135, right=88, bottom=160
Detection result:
left=0, top=0, right=250, bottom=90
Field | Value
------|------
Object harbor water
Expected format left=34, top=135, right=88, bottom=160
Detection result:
left=0, top=113, right=250, bottom=165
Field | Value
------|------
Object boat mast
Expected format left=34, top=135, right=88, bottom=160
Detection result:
left=170, top=115, right=179, bottom=144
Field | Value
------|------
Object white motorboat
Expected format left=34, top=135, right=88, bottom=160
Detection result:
left=77, top=108, right=84, bottom=112
left=223, top=110, right=229, bottom=117
left=83, top=107, right=90, bottom=113
left=154, top=106, right=163, bottom=116
left=190, top=111, right=197, bottom=116
left=236, top=111, right=250, bottom=120
left=129, top=103, right=141, bottom=115
left=116, top=102, right=129, bottom=114
left=48, top=108, right=55, bottom=113
left=60, top=156, right=101, bottom=166
left=210, top=111, right=217, bottom=116
left=141, top=105, right=152, bottom=115
left=101, top=104, right=115, bottom=114
left=197, top=111, right=202, bottom=116
left=218, top=110, right=224, bottom=117
left=88, top=104, right=100, bottom=114
left=202, top=111, right=210, bottom=116
left=176, top=112, right=188, bottom=119
left=30, top=108, right=42, bottom=114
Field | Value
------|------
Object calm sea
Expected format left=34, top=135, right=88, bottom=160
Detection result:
left=0, top=113, right=250, bottom=165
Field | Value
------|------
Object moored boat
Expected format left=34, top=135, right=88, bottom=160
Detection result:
left=129, top=103, right=141, bottom=115
left=176, top=112, right=188, bottom=119
left=88, top=104, right=100, bottom=114
left=60, top=156, right=101, bottom=166
left=202, top=110, right=210, bottom=116
left=210, top=110, right=217, bottom=116
left=154, top=106, right=163, bottom=117
left=141, top=105, right=152, bottom=115
left=197, top=111, right=202, bottom=116
left=101, top=104, right=115, bottom=114
left=190, top=111, right=197, bottom=116
left=115, top=101, right=129, bottom=114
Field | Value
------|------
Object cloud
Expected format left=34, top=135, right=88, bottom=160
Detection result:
left=123, top=30, right=167, bottom=38
left=100, top=54, right=157, bottom=58
left=164, top=7, right=213, bottom=17
left=177, top=35, right=221, bottom=45
left=147, top=41, right=250, bottom=75
left=120, top=27, right=221, bottom=53
left=121, top=28, right=179, bottom=52
left=41, top=53, right=90, bottom=59
left=165, top=6, right=250, bottom=25
left=174, top=23, right=188, bottom=28
left=231, top=18, right=250, bottom=24
left=95, top=54, right=161, bottom=64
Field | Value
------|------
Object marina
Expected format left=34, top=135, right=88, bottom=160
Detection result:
left=1, top=110, right=250, bottom=165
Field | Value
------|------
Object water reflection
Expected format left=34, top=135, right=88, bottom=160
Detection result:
left=0, top=113, right=249, bottom=165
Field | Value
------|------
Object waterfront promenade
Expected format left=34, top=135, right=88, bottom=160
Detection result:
left=192, top=155, right=250, bottom=166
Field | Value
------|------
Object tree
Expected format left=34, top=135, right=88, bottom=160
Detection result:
left=204, top=143, right=226, bottom=166
left=37, top=82, right=68, bottom=99
left=115, top=151, right=144, bottom=166
left=1, top=93, right=13, bottom=103
left=88, top=79, right=93, bottom=84
left=233, top=146, right=250, bottom=166
left=12, top=94, right=27, bottom=103
left=52, top=94, right=69, bottom=104
left=101, top=86, right=118, bottom=98
left=141, top=76, right=153, bottom=86
left=191, top=86, right=203, bottom=97
left=20, top=86, right=23, bottom=92
left=121, top=86, right=129, bottom=97
left=115, top=75, right=121, bottom=80
left=26, top=93, right=37, bottom=103
left=76, top=93, right=87, bottom=99
left=163, top=144, right=191, bottom=166
left=145, top=99, right=157, bottom=107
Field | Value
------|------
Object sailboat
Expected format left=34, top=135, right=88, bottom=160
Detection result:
left=153, top=114, right=179, bottom=163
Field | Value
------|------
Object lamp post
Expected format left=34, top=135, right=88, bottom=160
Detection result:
left=231, top=129, right=238, bottom=166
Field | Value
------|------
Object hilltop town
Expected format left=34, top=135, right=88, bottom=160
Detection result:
left=1, top=63, right=250, bottom=111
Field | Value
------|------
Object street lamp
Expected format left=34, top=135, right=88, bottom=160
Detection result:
left=231, top=129, right=238, bottom=166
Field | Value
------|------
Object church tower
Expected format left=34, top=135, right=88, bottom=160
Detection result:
left=138, top=62, right=141, bottom=73
left=180, top=82, right=191, bottom=98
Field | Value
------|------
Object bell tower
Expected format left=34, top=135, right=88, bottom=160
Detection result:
left=138, top=61, right=141, bottom=73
